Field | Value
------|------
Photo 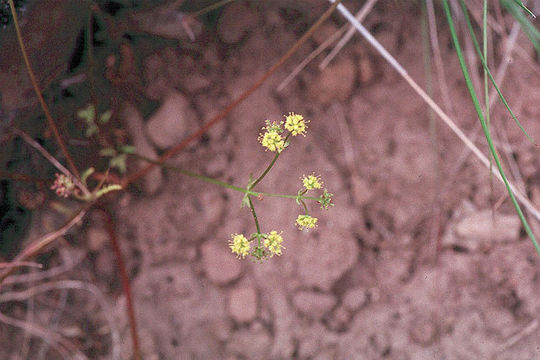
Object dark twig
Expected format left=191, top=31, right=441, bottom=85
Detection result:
left=7, top=0, right=80, bottom=179
left=96, top=206, right=141, bottom=360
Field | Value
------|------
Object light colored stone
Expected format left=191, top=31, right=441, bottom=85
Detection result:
left=143, top=54, right=169, bottom=101
left=358, top=54, right=376, bottom=84
left=226, top=322, right=272, bottom=358
left=227, top=285, right=258, bottom=323
left=343, top=287, right=368, bottom=312
left=183, top=72, right=211, bottom=93
left=86, top=226, right=108, bottom=252
left=122, top=102, right=163, bottom=194
left=292, top=291, right=337, bottom=320
left=217, top=2, right=259, bottom=44
left=409, top=314, right=438, bottom=346
left=312, top=56, right=356, bottom=103
left=455, top=210, right=520, bottom=247
left=351, top=175, right=373, bottom=206
left=297, top=228, right=358, bottom=291
left=201, top=241, right=242, bottom=285
left=145, top=91, right=198, bottom=150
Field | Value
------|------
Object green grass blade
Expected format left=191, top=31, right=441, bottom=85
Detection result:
left=442, top=0, right=540, bottom=256
left=510, top=0, right=537, bottom=18
left=500, top=0, right=540, bottom=55
left=459, top=0, right=535, bottom=144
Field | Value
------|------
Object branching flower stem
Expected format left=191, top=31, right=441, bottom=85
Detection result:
left=129, top=152, right=319, bottom=202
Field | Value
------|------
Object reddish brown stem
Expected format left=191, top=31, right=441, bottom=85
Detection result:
left=97, top=206, right=141, bottom=360
left=7, top=0, right=80, bottom=179
left=124, top=0, right=342, bottom=186
left=0, top=204, right=90, bottom=288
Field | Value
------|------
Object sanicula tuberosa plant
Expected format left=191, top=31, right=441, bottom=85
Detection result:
left=231, top=112, right=334, bottom=261
left=127, top=113, right=334, bottom=262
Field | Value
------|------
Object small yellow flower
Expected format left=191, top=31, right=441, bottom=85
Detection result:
left=264, top=231, right=284, bottom=256
left=229, top=234, right=250, bottom=259
left=302, top=174, right=323, bottom=190
left=296, top=214, right=318, bottom=230
left=259, top=131, right=285, bottom=152
left=284, top=112, right=308, bottom=136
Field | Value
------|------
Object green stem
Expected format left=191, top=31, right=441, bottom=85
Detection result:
left=483, top=0, right=495, bottom=210
left=299, top=199, right=309, bottom=214
left=250, top=133, right=291, bottom=189
left=129, top=152, right=319, bottom=201
left=248, top=196, right=261, bottom=235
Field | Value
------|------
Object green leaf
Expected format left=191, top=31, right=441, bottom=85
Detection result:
left=81, top=167, right=95, bottom=184
left=84, top=124, right=98, bottom=137
left=99, top=110, right=112, bottom=124
left=77, top=104, right=96, bottom=122
left=241, top=193, right=250, bottom=208
left=99, top=147, right=117, bottom=157
left=119, top=145, right=136, bottom=154
left=109, top=154, right=128, bottom=173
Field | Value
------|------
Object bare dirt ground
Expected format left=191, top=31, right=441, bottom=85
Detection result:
left=2, top=1, right=540, bottom=359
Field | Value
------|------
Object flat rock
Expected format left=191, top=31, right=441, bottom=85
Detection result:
left=342, top=287, right=368, bottom=312
left=226, top=322, right=272, bottom=358
left=122, top=102, right=163, bottom=194
left=443, top=209, right=521, bottom=251
left=292, top=291, right=337, bottom=320
left=201, top=241, right=243, bottom=285
left=227, top=285, right=258, bottom=323
left=297, top=228, right=358, bottom=291
left=455, top=210, right=520, bottom=242
left=312, top=56, right=356, bottom=103
left=145, top=91, right=198, bottom=149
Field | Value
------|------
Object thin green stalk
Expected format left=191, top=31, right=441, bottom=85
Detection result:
left=499, top=0, right=540, bottom=56
left=459, top=0, right=534, bottom=144
left=443, top=0, right=540, bottom=255
left=509, top=0, right=536, bottom=18
left=129, top=152, right=319, bottom=201
left=247, top=197, right=261, bottom=235
left=250, top=133, right=292, bottom=189
left=483, top=0, right=495, bottom=206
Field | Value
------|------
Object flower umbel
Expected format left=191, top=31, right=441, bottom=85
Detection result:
left=50, top=173, right=76, bottom=198
left=259, top=131, right=285, bottom=152
left=318, top=189, right=334, bottom=210
left=302, top=174, right=323, bottom=190
left=229, top=234, right=251, bottom=259
left=264, top=231, right=284, bottom=256
left=284, top=112, right=308, bottom=136
left=296, top=214, right=318, bottom=230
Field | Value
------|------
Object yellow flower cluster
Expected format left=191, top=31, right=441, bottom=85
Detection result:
left=284, top=112, right=308, bottom=136
left=302, top=174, right=323, bottom=190
left=264, top=231, right=284, bottom=256
left=229, top=234, right=250, bottom=259
left=258, top=120, right=285, bottom=152
left=259, top=131, right=285, bottom=152
left=296, top=214, right=318, bottom=230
